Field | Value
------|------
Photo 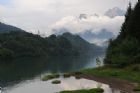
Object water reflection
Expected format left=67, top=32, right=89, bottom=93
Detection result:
left=0, top=52, right=121, bottom=93
left=0, top=53, right=104, bottom=87
left=4, top=76, right=120, bottom=93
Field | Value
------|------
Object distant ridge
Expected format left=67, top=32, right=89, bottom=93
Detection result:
left=0, top=22, right=24, bottom=33
left=61, top=32, right=103, bottom=54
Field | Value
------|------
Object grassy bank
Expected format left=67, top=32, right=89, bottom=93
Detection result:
left=60, top=88, right=104, bottom=93
left=82, top=65, right=140, bottom=84
left=81, top=65, right=140, bottom=91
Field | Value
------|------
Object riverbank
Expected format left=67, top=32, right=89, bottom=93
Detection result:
left=60, top=88, right=104, bottom=93
left=79, top=65, right=140, bottom=93
left=58, top=65, right=140, bottom=93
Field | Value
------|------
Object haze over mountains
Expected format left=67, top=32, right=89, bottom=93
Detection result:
left=52, top=7, right=125, bottom=46
left=78, top=29, right=115, bottom=46
left=0, top=7, right=125, bottom=46
left=61, top=32, right=102, bottom=54
left=0, top=21, right=104, bottom=61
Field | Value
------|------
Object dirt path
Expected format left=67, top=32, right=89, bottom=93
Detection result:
left=76, top=74, right=138, bottom=93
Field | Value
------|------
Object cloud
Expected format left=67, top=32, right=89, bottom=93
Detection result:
left=104, top=7, right=125, bottom=18
left=0, top=0, right=137, bottom=42
left=50, top=14, right=124, bottom=45
left=0, top=0, right=136, bottom=33
left=51, top=14, right=124, bottom=35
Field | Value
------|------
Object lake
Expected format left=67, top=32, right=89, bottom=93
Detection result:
left=0, top=53, right=120, bottom=93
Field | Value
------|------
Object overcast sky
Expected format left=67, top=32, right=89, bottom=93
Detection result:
left=0, top=0, right=138, bottom=36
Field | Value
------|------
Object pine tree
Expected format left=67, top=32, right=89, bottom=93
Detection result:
left=118, top=3, right=132, bottom=40
left=105, top=1, right=140, bottom=66
left=127, top=1, right=140, bottom=41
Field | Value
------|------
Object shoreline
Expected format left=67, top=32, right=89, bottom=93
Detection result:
left=75, top=74, right=136, bottom=93
left=71, top=65, right=140, bottom=93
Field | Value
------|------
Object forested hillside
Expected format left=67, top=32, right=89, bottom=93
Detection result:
left=61, top=32, right=102, bottom=54
left=0, top=22, right=24, bottom=33
left=105, top=1, right=140, bottom=67
left=0, top=27, right=102, bottom=61
left=0, top=31, right=79, bottom=60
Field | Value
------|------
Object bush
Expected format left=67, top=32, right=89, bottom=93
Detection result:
left=42, top=74, right=60, bottom=81
left=63, top=73, right=71, bottom=78
left=52, top=80, right=61, bottom=84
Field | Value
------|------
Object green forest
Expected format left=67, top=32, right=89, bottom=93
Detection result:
left=105, top=1, right=140, bottom=67
left=0, top=31, right=101, bottom=61
left=0, top=31, right=78, bottom=60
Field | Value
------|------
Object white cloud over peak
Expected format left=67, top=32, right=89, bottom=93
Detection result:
left=50, top=13, right=124, bottom=45
left=51, top=14, right=124, bottom=36
left=0, top=0, right=136, bottom=30
left=0, top=0, right=137, bottom=45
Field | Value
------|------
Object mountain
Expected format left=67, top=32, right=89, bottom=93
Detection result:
left=61, top=32, right=103, bottom=55
left=78, top=29, right=115, bottom=46
left=0, top=22, right=104, bottom=60
left=104, top=7, right=125, bottom=18
left=105, top=2, right=140, bottom=67
left=0, top=22, right=24, bottom=33
left=78, top=29, right=114, bottom=41
left=53, top=27, right=114, bottom=47
left=0, top=31, right=81, bottom=60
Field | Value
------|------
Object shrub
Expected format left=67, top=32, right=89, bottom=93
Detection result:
left=42, top=74, right=60, bottom=81
left=63, top=73, right=71, bottom=78
left=52, top=80, right=61, bottom=84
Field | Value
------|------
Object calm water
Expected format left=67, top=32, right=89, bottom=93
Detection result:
left=0, top=53, right=120, bottom=93
left=3, top=76, right=120, bottom=93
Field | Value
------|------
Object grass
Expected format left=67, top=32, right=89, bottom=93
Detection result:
left=133, top=84, right=140, bottom=91
left=42, top=74, right=60, bottom=81
left=52, top=80, right=61, bottom=84
left=60, top=88, right=104, bottom=93
left=82, top=65, right=140, bottom=84
left=81, top=64, right=140, bottom=92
